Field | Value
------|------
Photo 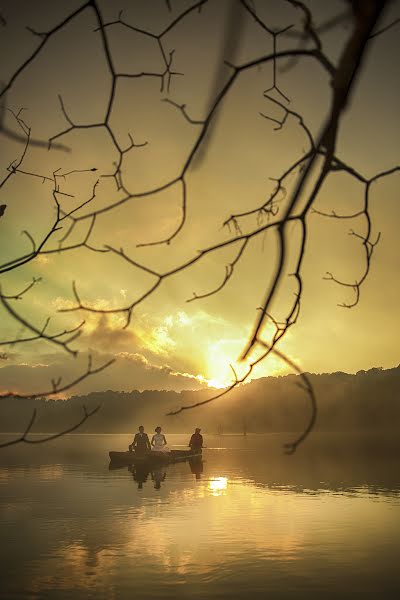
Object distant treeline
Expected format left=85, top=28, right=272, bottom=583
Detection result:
left=1, top=366, right=399, bottom=434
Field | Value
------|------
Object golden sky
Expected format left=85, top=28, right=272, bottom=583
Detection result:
left=0, top=0, right=399, bottom=397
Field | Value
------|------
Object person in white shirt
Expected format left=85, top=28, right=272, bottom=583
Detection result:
left=151, top=426, right=168, bottom=452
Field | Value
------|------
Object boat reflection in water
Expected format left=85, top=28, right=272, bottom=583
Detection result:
left=111, top=447, right=204, bottom=488
left=128, top=458, right=205, bottom=489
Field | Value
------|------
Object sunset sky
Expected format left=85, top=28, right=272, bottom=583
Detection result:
left=0, top=0, right=399, bottom=397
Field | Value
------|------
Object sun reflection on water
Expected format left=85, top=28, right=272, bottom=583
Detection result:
left=208, top=476, right=228, bottom=496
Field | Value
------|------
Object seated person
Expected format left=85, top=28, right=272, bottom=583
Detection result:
left=189, top=428, right=203, bottom=453
left=129, top=425, right=151, bottom=455
left=151, top=426, right=168, bottom=452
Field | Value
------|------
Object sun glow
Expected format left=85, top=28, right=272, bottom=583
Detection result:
left=204, top=337, right=288, bottom=389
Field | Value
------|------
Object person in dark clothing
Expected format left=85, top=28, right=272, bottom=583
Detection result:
left=129, top=425, right=151, bottom=455
left=189, top=428, right=203, bottom=454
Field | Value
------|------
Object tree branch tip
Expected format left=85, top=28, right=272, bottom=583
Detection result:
left=224, top=60, right=237, bottom=70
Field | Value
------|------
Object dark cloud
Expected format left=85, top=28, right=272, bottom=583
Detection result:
left=80, top=314, right=140, bottom=353
left=0, top=349, right=207, bottom=397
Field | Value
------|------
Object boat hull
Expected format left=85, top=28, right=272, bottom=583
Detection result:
left=109, top=449, right=201, bottom=465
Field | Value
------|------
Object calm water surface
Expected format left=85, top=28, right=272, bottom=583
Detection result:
left=0, top=433, right=399, bottom=599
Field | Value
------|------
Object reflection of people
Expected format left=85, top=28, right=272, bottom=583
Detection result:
left=129, top=425, right=151, bottom=455
left=189, top=428, right=203, bottom=454
left=151, top=426, right=168, bottom=452
left=129, top=463, right=150, bottom=490
left=189, top=457, right=203, bottom=480
left=151, top=467, right=167, bottom=489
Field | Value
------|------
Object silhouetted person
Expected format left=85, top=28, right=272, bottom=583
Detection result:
left=189, top=456, right=203, bottom=480
left=189, top=428, right=203, bottom=454
left=129, top=425, right=151, bottom=456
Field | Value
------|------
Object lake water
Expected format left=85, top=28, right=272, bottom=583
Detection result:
left=0, top=433, right=399, bottom=599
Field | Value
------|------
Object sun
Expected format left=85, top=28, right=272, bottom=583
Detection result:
left=203, top=338, right=286, bottom=389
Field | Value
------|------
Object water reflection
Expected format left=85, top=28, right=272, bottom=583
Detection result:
left=151, top=466, right=167, bottom=490
left=0, top=434, right=399, bottom=599
left=189, top=456, right=204, bottom=480
left=127, top=463, right=147, bottom=489
left=126, top=459, right=205, bottom=490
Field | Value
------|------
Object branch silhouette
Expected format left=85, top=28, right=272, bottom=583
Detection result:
left=0, top=109, right=113, bottom=438
left=0, top=354, right=114, bottom=401
left=0, top=404, right=102, bottom=449
left=1, top=0, right=397, bottom=451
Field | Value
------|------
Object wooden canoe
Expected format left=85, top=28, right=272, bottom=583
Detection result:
left=109, top=449, right=201, bottom=465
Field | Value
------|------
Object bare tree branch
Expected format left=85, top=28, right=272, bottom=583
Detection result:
left=0, top=0, right=397, bottom=453
left=369, top=16, right=400, bottom=38
left=0, top=354, right=115, bottom=401
left=315, top=166, right=400, bottom=307
left=0, top=404, right=101, bottom=449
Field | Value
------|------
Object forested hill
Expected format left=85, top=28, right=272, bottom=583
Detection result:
left=1, top=366, right=399, bottom=434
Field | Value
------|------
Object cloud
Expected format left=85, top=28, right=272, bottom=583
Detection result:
left=80, top=314, right=139, bottom=353
left=0, top=349, right=207, bottom=397
left=1, top=301, right=298, bottom=398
